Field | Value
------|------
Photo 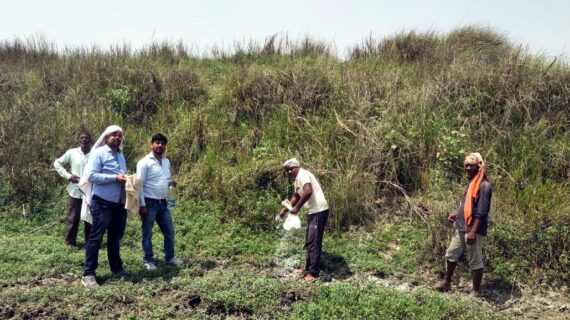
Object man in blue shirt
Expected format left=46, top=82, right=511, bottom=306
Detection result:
left=137, top=133, right=182, bottom=271
left=80, top=125, right=128, bottom=288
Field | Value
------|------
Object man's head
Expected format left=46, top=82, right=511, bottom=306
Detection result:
left=283, top=158, right=301, bottom=178
left=150, top=133, right=168, bottom=156
left=464, top=152, right=484, bottom=179
left=104, top=130, right=123, bottom=150
left=77, top=130, right=92, bottom=149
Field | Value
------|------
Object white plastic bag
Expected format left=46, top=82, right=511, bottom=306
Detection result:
left=283, top=213, right=301, bottom=231
left=281, top=199, right=293, bottom=211
left=279, top=199, right=300, bottom=230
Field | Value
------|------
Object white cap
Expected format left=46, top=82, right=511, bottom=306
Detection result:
left=282, top=158, right=300, bottom=168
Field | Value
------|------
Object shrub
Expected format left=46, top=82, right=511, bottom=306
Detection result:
left=162, top=68, right=207, bottom=107
left=349, top=31, right=440, bottom=63
left=227, top=66, right=281, bottom=123
left=107, top=67, right=162, bottom=124
left=279, top=68, right=334, bottom=114
left=444, top=26, right=510, bottom=64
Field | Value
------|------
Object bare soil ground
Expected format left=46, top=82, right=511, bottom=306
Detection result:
left=2, top=268, right=569, bottom=319
left=316, top=268, right=570, bottom=320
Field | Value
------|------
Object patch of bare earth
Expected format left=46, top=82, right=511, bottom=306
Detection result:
left=324, top=268, right=570, bottom=320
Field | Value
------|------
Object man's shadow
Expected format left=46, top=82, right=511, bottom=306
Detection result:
left=481, top=278, right=522, bottom=305
left=99, top=262, right=182, bottom=285
left=98, top=258, right=218, bottom=285
left=453, top=258, right=522, bottom=304
left=320, top=252, right=353, bottom=281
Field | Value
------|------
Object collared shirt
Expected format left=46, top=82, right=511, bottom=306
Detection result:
left=84, top=145, right=127, bottom=204
left=456, top=180, right=492, bottom=236
left=53, top=147, right=90, bottom=198
left=294, top=168, right=329, bottom=214
left=136, top=152, right=171, bottom=207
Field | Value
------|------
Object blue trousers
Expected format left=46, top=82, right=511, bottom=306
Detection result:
left=141, top=198, right=176, bottom=262
left=83, top=195, right=127, bottom=276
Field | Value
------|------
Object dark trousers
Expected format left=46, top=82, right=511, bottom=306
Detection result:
left=65, top=197, right=92, bottom=246
left=83, top=195, right=127, bottom=276
left=305, top=210, right=329, bottom=277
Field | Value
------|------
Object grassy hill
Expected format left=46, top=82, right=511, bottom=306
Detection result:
left=0, top=27, right=569, bottom=318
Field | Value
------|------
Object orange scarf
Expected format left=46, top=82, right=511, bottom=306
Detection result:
left=463, top=168, right=484, bottom=229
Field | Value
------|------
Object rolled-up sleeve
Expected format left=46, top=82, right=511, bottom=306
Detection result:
left=53, top=150, right=72, bottom=180
left=137, top=159, right=148, bottom=207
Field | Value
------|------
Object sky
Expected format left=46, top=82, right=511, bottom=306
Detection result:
left=1, top=0, right=568, bottom=60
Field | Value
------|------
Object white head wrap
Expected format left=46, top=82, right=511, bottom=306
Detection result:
left=282, top=158, right=300, bottom=168
left=464, top=152, right=484, bottom=168
left=78, top=125, right=124, bottom=223
left=92, top=125, right=124, bottom=151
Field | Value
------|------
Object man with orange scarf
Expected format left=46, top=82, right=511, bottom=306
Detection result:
left=436, top=152, right=492, bottom=297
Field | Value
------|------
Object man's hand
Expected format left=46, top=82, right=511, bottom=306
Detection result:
left=69, top=175, right=80, bottom=183
left=466, top=230, right=477, bottom=244
left=116, top=174, right=127, bottom=184
left=447, top=213, right=457, bottom=223
left=139, top=206, right=147, bottom=219
left=275, top=206, right=288, bottom=222
left=288, top=184, right=310, bottom=215
left=466, top=218, right=482, bottom=245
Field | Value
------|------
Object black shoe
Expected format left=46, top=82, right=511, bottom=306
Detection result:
left=112, top=269, right=129, bottom=277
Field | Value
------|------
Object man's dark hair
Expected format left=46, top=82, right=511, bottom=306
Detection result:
left=78, top=130, right=91, bottom=139
left=151, top=133, right=168, bottom=144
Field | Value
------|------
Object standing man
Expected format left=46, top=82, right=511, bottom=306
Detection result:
left=436, top=152, right=492, bottom=297
left=277, top=158, right=329, bottom=282
left=80, top=125, right=128, bottom=288
left=54, top=130, right=92, bottom=247
left=137, top=133, right=182, bottom=271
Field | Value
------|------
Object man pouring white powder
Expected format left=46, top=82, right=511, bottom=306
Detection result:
left=277, top=158, right=329, bottom=282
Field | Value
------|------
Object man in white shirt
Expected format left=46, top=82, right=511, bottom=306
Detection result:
left=277, top=158, right=329, bottom=282
left=53, top=131, right=92, bottom=247
left=137, top=133, right=182, bottom=271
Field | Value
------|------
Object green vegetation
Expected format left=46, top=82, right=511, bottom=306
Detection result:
left=1, top=27, right=568, bottom=318
left=1, top=200, right=504, bottom=319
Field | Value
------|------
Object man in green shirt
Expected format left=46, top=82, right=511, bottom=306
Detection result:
left=54, top=131, right=92, bottom=247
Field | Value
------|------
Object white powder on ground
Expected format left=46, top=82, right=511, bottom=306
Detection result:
left=273, top=229, right=304, bottom=279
